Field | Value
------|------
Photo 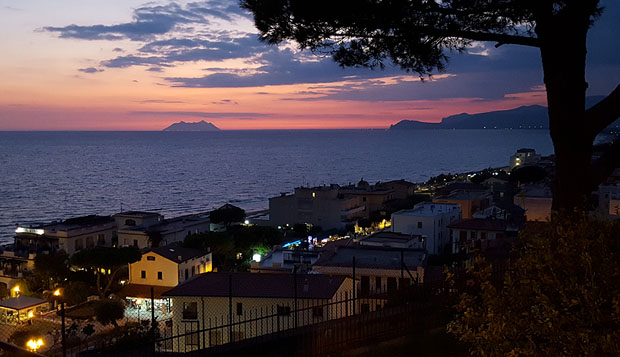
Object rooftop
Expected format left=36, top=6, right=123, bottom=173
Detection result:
left=394, top=202, right=461, bottom=217
left=119, top=213, right=209, bottom=235
left=164, top=273, right=347, bottom=299
left=314, top=245, right=426, bottom=270
left=0, top=296, right=47, bottom=311
left=360, top=231, right=423, bottom=245
left=144, top=243, right=208, bottom=263
left=114, top=211, right=161, bottom=218
left=434, top=190, right=491, bottom=201
left=19, top=215, right=114, bottom=232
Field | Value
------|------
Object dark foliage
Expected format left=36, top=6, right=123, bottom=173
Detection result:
left=94, top=299, right=125, bottom=327
left=210, top=205, right=246, bottom=226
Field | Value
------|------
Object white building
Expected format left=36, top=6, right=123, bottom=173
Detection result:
left=390, top=202, right=461, bottom=255
left=509, top=148, right=542, bottom=170
left=117, top=213, right=210, bottom=249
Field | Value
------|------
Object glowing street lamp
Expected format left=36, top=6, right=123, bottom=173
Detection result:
left=53, top=289, right=61, bottom=297
left=136, top=299, right=143, bottom=321
left=26, top=338, right=44, bottom=352
left=53, top=288, right=67, bottom=357
left=12, top=285, right=20, bottom=297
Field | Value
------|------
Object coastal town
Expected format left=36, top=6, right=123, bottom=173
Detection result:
left=1, top=145, right=619, bottom=355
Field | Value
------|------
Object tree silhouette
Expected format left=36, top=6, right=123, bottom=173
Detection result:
left=241, top=0, right=620, bottom=213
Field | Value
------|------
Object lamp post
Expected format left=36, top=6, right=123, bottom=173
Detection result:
left=136, top=299, right=142, bottom=321
left=54, top=288, right=66, bottom=357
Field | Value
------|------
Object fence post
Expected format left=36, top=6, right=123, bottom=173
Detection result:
left=293, top=265, right=298, bottom=328
left=352, top=256, right=356, bottom=315
left=228, top=273, right=233, bottom=343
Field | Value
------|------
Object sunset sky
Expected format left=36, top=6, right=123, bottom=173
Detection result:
left=1, top=0, right=619, bottom=130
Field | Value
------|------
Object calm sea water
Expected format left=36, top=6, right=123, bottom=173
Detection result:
left=0, top=130, right=553, bottom=243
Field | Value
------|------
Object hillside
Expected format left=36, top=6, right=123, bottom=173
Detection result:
left=163, top=120, right=220, bottom=131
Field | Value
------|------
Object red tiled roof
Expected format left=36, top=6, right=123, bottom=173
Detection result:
left=448, top=219, right=507, bottom=232
left=163, top=273, right=347, bottom=300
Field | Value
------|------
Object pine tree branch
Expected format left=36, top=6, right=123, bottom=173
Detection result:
left=586, top=84, right=620, bottom=136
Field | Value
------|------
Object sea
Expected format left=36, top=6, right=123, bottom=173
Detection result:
left=0, top=130, right=554, bottom=244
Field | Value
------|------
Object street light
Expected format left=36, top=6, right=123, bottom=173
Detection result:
left=136, top=299, right=142, bottom=321
left=26, top=338, right=44, bottom=352
left=54, top=288, right=66, bottom=357
left=12, top=285, right=20, bottom=297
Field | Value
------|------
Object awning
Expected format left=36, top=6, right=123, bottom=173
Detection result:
left=0, top=296, right=47, bottom=311
left=117, top=284, right=173, bottom=299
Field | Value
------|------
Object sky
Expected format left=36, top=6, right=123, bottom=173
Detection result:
left=0, top=0, right=619, bottom=130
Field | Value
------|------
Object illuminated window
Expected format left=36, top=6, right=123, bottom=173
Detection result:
left=312, top=192, right=316, bottom=198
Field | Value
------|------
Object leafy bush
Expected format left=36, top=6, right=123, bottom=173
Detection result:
left=94, top=299, right=125, bottom=327
left=449, top=216, right=620, bottom=355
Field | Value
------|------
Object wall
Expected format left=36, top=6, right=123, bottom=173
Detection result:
left=129, top=252, right=179, bottom=287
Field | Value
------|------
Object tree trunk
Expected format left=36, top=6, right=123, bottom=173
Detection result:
left=537, top=10, right=594, bottom=214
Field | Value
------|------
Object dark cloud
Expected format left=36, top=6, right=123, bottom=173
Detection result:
left=43, top=1, right=247, bottom=41
left=78, top=67, right=104, bottom=73
left=112, top=47, right=124, bottom=52
left=101, top=34, right=263, bottom=68
left=129, top=111, right=271, bottom=118
left=137, top=99, right=185, bottom=104
left=147, top=67, right=164, bottom=72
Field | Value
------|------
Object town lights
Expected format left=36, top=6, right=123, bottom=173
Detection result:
left=26, top=338, right=44, bottom=352
left=53, top=289, right=61, bottom=297
left=252, top=253, right=261, bottom=262
left=28, top=311, right=34, bottom=318
left=12, top=285, right=20, bottom=297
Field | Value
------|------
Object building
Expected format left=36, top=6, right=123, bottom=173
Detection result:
left=0, top=248, right=35, bottom=292
left=390, top=203, right=461, bottom=255
left=14, top=215, right=116, bottom=256
left=432, top=190, right=492, bottom=219
left=312, top=245, right=426, bottom=293
left=269, top=185, right=365, bottom=230
left=250, top=248, right=321, bottom=273
left=0, top=295, right=48, bottom=325
left=121, top=244, right=212, bottom=320
left=163, top=272, right=354, bottom=351
left=114, top=211, right=163, bottom=230
left=449, top=218, right=516, bottom=255
left=375, top=179, right=416, bottom=200
left=340, top=179, right=395, bottom=216
left=510, top=148, right=542, bottom=170
left=117, top=213, right=210, bottom=249
left=598, top=168, right=620, bottom=217
left=513, top=184, right=552, bottom=221
left=358, top=231, right=425, bottom=250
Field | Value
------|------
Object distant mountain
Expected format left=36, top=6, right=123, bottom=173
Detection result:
left=390, top=105, right=548, bottom=130
left=163, top=120, right=220, bottom=131
left=390, top=96, right=618, bottom=130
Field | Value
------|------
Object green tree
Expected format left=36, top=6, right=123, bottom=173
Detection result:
left=94, top=299, right=125, bottom=327
left=34, top=252, right=70, bottom=290
left=71, top=247, right=141, bottom=298
left=510, top=165, right=548, bottom=184
left=241, top=0, right=620, bottom=213
left=448, top=216, right=620, bottom=355
left=210, top=204, right=246, bottom=228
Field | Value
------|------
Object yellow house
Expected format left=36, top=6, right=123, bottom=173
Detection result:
left=120, top=244, right=212, bottom=319
left=161, top=272, right=354, bottom=352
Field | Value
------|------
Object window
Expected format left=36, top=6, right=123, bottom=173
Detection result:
left=277, top=305, right=291, bottom=316
left=157, top=272, right=163, bottom=280
left=133, top=239, right=138, bottom=247
left=470, top=231, right=476, bottom=240
left=86, top=236, right=94, bottom=248
left=147, top=256, right=156, bottom=261
left=184, top=269, right=189, bottom=281
left=191, top=266, right=195, bottom=276
left=74, top=238, right=83, bottom=252
left=141, top=270, right=146, bottom=279
left=361, top=276, right=370, bottom=296
left=125, top=219, right=136, bottom=226
left=182, top=302, right=198, bottom=320
left=236, top=302, right=243, bottom=316
left=312, top=306, right=324, bottom=319
left=417, top=222, right=422, bottom=229
left=387, top=277, right=397, bottom=293
left=97, top=234, right=105, bottom=246
left=375, top=277, right=381, bottom=291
